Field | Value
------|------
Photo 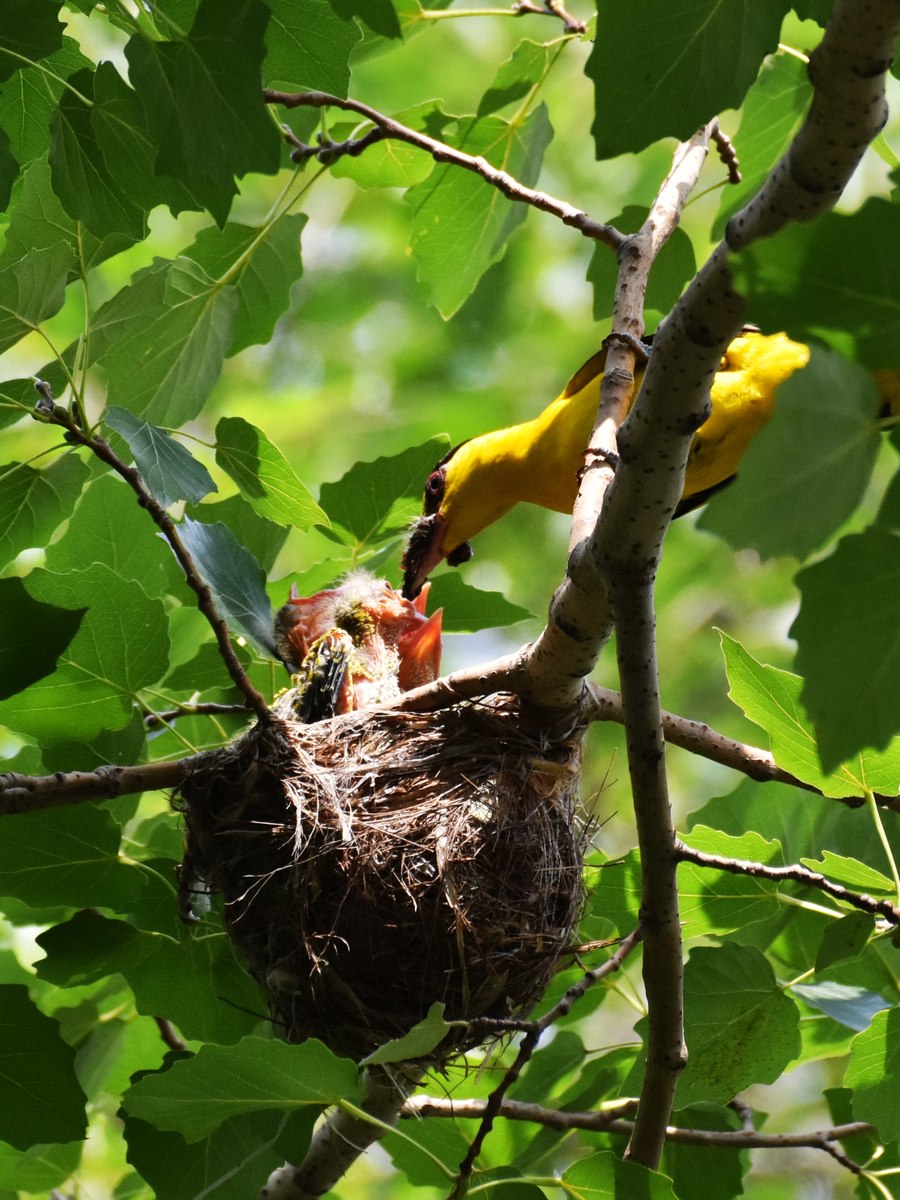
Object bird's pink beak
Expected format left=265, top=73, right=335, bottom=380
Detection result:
left=398, top=609, right=443, bottom=691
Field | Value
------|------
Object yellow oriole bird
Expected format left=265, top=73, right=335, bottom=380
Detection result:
left=401, top=328, right=810, bottom=599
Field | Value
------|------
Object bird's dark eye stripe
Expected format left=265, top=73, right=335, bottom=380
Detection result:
left=423, top=468, right=445, bottom=515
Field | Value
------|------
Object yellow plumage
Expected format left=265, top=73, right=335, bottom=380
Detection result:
left=401, top=330, right=810, bottom=598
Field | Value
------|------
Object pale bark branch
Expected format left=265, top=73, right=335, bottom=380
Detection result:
left=260, top=1068, right=419, bottom=1200
left=0, top=758, right=195, bottom=815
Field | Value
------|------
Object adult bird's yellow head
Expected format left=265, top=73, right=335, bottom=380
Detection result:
left=401, top=330, right=810, bottom=600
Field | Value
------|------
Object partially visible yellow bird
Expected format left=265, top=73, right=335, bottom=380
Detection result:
left=401, top=329, right=810, bottom=598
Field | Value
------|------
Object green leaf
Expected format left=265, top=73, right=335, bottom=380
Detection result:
left=589, top=208, right=695, bottom=321
left=0, top=454, right=90, bottom=570
left=0, top=241, right=72, bottom=354
left=362, top=1003, right=451, bottom=1066
left=318, top=437, right=448, bottom=546
left=215, top=416, right=326, bottom=529
left=0, top=0, right=65, bottom=83
left=187, top=494, right=289, bottom=574
left=794, top=982, right=887, bottom=1034
left=328, top=0, right=401, bottom=38
left=0, top=127, right=16, bottom=210
left=426, top=571, right=533, bottom=631
left=44, top=473, right=178, bottom=597
left=406, top=108, right=553, bottom=317
left=0, top=37, right=92, bottom=166
left=183, top=214, right=307, bottom=355
left=845, top=1007, right=900, bottom=1139
left=178, top=516, right=277, bottom=657
left=123, top=1109, right=317, bottom=1200
left=36, top=912, right=261, bottom=1044
left=678, top=826, right=781, bottom=937
left=49, top=68, right=147, bottom=240
left=330, top=104, right=436, bottom=188
left=563, top=1151, right=677, bottom=1198
left=0, top=156, right=129, bottom=274
left=678, top=943, right=801, bottom=1106
left=91, top=61, right=203, bottom=217
left=106, top=407, right=217, bottom=508
left=0, top=986, right=86, bottom=1150
left=715, top=53, right=809, bottom=235
left=122, top=1038, right=361, bottom=1141
left=792, top=529, right=900, bottom=770
left=264, top=0, right=361, bottom=93
left=583, top=850, right=642, bottom=939
left=124, top=0, right=280, bottom=226
left=733, top=198, right=900, bottom=370
left=0, top=564, right=169, bottom=743
left=0, top=1141, right=81, bottom=1194
left=720, top=632, right=900, bottom=798
left=699, top=348, right=882, bottom=558
left=588, top=0, right=786, bottom=159
left=477, top=40, right=551, bottom=117
left=93, top=258, right=238, bottom=426
left=0, top=576, right=85, bottom=701
left=0, top=807, right=143, bottom=910
left=799, top=851, right=894, bottom=895
left=164, top=639, right=251, bottom=693
left=815, top=913, right=876, bottom=972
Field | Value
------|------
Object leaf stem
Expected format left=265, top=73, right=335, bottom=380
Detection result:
left=866, top=787, right=900, bottom=904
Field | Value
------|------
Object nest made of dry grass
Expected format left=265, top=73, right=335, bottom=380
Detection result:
left=179, top=693, right=587, bottom=1060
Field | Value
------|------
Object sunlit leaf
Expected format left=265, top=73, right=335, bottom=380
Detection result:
left=426, top=570, right=533, bottom=631
left=720, top=633, right=900, bottom=797
left=406, top=108, right=553, bottom=317
left=122, top=1038, right=361, bottom=1140
left=0, top=241, right=72, bottom=354
left=846, top=1008, right=900, bottom=1138
left=477, top=40, right=551, bottom=118
left=0, top=37, right=91, bottom=166
left=319, top=438, right=448, bottom=546
left=93, top=258, right=238, bottom=426
left=563, top=1151, right=677, bottom=1198
left=362, top=1003, right=451, bottom=1066
left=0, top=454, right=89, bottom=570
left=0, top=564, right=169, bottom=743
left=183, top=214, right=306, bottom=354
left=678, top=825, right=781, bottom=937
left=679, top=943, right=801, bottom=1106
left=215, top=416, right=326, bottom=529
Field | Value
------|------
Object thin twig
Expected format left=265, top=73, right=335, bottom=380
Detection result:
left=676, top=840, right=900, bottom=926
left=32, top=382, right=270, bottom=722
left=154, top=1017, right=187, bottom=1053
left=512, top=0, right=587, bottom=34
left=452, top=929, right=642, bottom=1194
left=264, top=90, right=623, bottom=253
left=144, top=703, right=252, bottom=728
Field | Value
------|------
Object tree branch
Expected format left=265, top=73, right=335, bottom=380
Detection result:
left=404, top=1094, right=872, bottom=1172
left=676, top=840, right=900, bottom=926
left=263, top=90, right=624, bottom=253
left=260, top=1067, right=420, bottom=1200
left=0, top=758, right=194, bottom=815
left=32, top=383, right=270, bottom=722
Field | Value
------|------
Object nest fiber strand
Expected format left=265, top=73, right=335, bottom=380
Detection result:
left=180, top=694, right=586, bottom=1059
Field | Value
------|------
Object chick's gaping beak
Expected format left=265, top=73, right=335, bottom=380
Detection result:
left=401, top=512, right=449, bottom=600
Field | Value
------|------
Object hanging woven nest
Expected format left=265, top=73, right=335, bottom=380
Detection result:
left=178, top=691, right=587, bottom=1061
